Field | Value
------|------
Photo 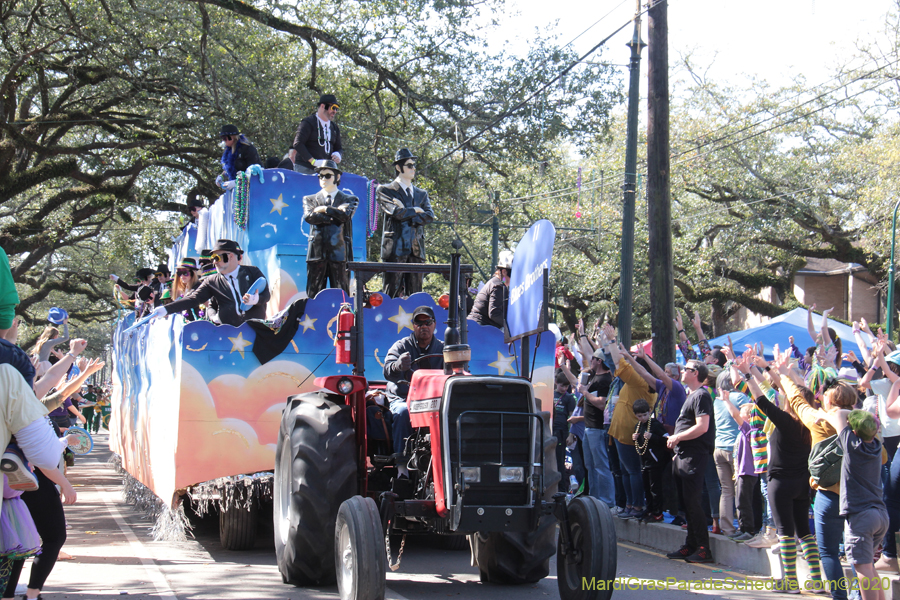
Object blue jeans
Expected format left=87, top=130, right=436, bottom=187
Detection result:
left=583, top=427, right=615, bottom=506
left=389, top=396, right=412, bottom=456
left=814, top=489, right=848, bottom=600
left=704, top=455, right=721, bottom=519
left=614, top=439, right=645, bottom=508
left=760, top=474, right=773, bottom=527
left=882, top=440, right=900, bottom=558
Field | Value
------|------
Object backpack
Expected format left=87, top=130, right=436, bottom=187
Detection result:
left=808, top=434, right=843, bottom=488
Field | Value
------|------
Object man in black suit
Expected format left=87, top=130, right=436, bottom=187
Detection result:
left=289, top=94, right=342, bottom=174
left=376, top=148, right=435, bottom=298
left=303, top=160, right=358, bottom=298
left=152, top=239, right=270, bottom=326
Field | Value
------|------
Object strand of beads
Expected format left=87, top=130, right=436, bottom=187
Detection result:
left=367, top=179, right=378, bottom=237
left=233, top=171, right=250, bottom=229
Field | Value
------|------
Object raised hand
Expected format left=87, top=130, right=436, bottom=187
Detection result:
left=674, top=310, right=684, bottom=332
left=845, top=351, right=859, bottom=364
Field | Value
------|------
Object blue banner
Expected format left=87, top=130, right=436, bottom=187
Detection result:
left=506, top=219, right=555, bottom=341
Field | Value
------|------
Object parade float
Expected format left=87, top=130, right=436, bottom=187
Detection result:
left=108, top=167, right=557, bottom=549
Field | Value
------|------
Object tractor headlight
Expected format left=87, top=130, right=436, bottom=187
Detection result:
left=460, top=467, right=481, bottom=483
left=498, top=466, right=524, bottom=483
left=337, top=377, right=354, bottom=394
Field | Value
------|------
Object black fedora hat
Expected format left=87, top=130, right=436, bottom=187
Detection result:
left=136, top=267, right=154, bottom=280
left=313, top=159, right=342, bottom=175
left=219, top=124, right=239, bottom=136
left=210, top=239, right=243, bottom=255
left=393, top=148, right=417, bottom=164
left=155, top=263, right=170, bottom=277
left=318, top=94, right=338, bottom=107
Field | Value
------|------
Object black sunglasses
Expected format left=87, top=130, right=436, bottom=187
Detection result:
left=221, top=135, right=233, bottom=141
left=404, top=162, right=416, bottom=169
left=318, top=173, right=334, bottom=180
left=414, top=319, right=434, bottom=327
left=176, top=270, right=192, bottom=276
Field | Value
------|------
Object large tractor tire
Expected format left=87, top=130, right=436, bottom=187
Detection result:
left=557, top=496, right=618, bottom=600
left=275, top=392, right=357, bottom=585
left=471, top=411, right=561, bottom=584
left=219, top=499, right=258, bottom=551
left=335, top=495, right=386, bottom=600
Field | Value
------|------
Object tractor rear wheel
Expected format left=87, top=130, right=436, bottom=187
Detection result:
left=471, top=411, right=561, bottom=584
left=275, top=392, right=357, bottom=585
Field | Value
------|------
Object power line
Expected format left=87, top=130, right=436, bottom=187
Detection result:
left=671, top=57, right=900, bottom=163
left=428, top=0, right=666, bottom=167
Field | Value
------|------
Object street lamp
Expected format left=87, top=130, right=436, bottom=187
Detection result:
left=887, top=197, right=900, bottom=340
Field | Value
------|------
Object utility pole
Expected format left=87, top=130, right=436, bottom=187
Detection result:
left=618, top=0, right=644, bottom=348
left=492, top=191, right=500, bottom=271
left=647, top=0, right=674, bottom=364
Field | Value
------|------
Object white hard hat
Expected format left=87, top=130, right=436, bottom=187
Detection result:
left=497, top=250, right=514, bottom=270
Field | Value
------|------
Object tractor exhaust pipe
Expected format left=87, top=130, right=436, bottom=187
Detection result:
left=444, top=240, right=470, bottom=373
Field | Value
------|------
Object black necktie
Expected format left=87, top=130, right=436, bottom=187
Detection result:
left=228, top=275, right=242, bottom=314
left=405, top=187, right=413, bottom=204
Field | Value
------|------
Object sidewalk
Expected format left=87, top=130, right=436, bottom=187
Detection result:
left=11, top=433, right=301, bottom=600
left=615, top=515, right=900, bottom=599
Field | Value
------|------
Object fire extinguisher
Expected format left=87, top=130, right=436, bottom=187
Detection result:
left=335, top=303, right=354, bottom=364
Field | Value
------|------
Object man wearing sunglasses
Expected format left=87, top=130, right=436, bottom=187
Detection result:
left=665, top=359, right=716, bottom=564
left=303, top=160, right=358, bottom=298
left=289, top=94, right=343, bottom=174
left=383, top=306, right=444, bottom=466
left=153, top=239, right=270, bottom=327
left=376, top=148, right=435, bottom=298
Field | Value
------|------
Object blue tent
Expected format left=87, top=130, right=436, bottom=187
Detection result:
left=700, top=308, right=863, bottom=364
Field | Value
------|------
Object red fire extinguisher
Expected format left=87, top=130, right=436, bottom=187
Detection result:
left=335, top=303, right=354, bottom=364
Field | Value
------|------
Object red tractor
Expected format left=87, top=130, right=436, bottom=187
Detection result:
left=273, top=244, right=617, bottom=600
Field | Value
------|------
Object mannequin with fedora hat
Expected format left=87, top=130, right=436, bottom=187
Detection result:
left=303, top=160, right=358, bottom=298
left=218, top=124, right=261, bottom=184
left=376, top=148, right=435, bottom=298
left=157, top=239, right=270, bottom=326
left=289, top=94, right=343, bottom=174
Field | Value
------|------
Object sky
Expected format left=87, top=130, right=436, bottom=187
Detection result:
left=493, top=0, right=897, bottom=89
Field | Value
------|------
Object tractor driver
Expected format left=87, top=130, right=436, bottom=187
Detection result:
left=383, top=306, right=444, bottom=473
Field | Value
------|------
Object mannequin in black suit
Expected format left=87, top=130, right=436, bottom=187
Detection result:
left=303, top=160, right=358, bottom=298
left=376, top=148, right=434, bottom=297
left=156, top=240, right=270, bottom=326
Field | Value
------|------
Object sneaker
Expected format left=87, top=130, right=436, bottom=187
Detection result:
left=772, top=578, right=801, bottom=594
left=618, top=507, right=642, bottom=519
left=666, top=545, right=693, bottom=560
left=805, top=580, right=830, bottom=595
left=670, top=515, right=687, bottom=527
left=729, top=532, right=754, bottom=542
left=608, top=506, right=626, bottom=516
left=641, top=513, right=664, bottom=523
left=685, top=546, right=714, bottom=564
left=1, top=452, right=38, bottom=492
left=746, top=529, right=777, bottom=548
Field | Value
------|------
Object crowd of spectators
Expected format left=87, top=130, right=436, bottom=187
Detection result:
left=552, top=308, right=897, bottom=598
left=0, top=246, right=109, bottom=600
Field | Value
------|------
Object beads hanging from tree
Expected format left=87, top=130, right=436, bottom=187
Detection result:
left=575, top=166, right=583, bottom=219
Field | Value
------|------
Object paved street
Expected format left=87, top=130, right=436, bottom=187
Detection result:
left=21, top=435, right=789, bottom=599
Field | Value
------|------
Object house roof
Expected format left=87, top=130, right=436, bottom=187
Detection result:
left=797, top=257, right=866, bottom=276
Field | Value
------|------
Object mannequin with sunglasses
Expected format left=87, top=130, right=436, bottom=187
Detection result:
left=289, top=94, right=343, bottom=175
left=154, top=239, right=269, bottom=326
left=217, top=124, right=261, bottom=185
left=376, top=148, right=435, bottom=298
left=303, top=160, right=358, bottom=298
